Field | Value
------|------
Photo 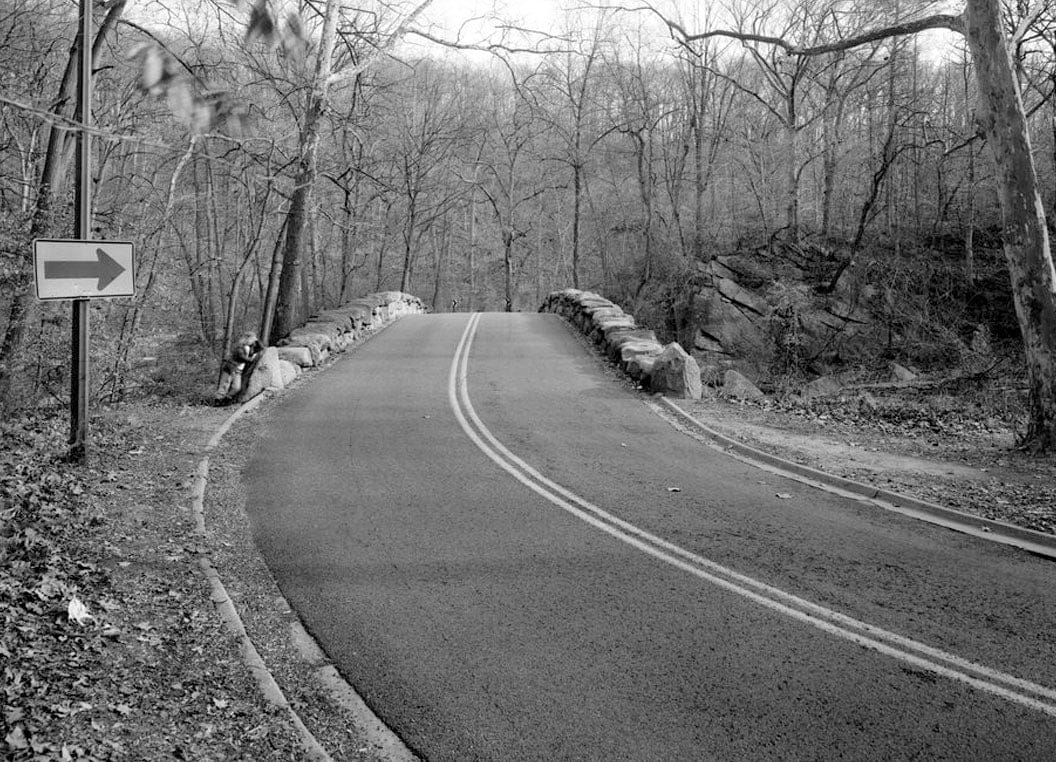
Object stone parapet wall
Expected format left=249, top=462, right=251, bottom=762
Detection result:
left=237, top=291, right=425, bottom=402
left=539, top=289, right=702, bottom=400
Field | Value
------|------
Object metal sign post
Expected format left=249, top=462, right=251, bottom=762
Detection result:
left=70, top=0, right=92, bottom=462
left=30, top=1, right=136, bottom=461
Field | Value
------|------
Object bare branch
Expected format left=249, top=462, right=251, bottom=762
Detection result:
left=607, top=2, right=966, bottom=55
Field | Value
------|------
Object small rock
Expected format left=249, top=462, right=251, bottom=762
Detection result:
left=800, top=374, right=843, bottom=400
left=722, top=370, right=764, bottom=400
left=890, top=362, right=917, bottom=382
left=858, top=392, right=879, bottom=412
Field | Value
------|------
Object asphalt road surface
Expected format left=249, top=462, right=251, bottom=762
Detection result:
left=245, top=312, right=1056, bottom=761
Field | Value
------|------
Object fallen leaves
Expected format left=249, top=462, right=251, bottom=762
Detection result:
left=1, top=407, right=303, bottom=759
left=4, top=726, right=28, bottom=751
left=67, top=597, right=94, bottom=626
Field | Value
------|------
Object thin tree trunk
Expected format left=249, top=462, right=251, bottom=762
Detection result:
left=111, top=137, right=197, bottom=400
left=503, top=231, right=514, bottom=312
left=692, top=83, right=706, bottom=261
left=467, top=199, right=476, bottom=310
left=259, top=217, right=289, bottom=344
left=0, top=1, right=126, bottom=407
left=784, top=100, right=800, bottom=240
left=571, top=163, right=583, bottom=288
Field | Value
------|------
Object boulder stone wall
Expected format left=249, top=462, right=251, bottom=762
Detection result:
left=235, top=291, right=426, bottom=402
left=539, top=289, right=702, bottom=399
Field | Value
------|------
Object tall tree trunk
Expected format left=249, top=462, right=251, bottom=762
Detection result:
left=571, top=162, right=583, bottom=288
left=340, top=185, right=355, bottom=300
left=259, top=217, right=288, bottom=343
left=965, top=0, right=1056, bottom=449
left=270, top=0, right=340, bottom=343
left=400, top=198, right=417, bottom=293
left=467, top=199, right=476, bottom=310
left=821, top=101, right=842, bottom=239
left=784, top=99, right=800, bottom=241
left=692, top=87, right=706, bottom=261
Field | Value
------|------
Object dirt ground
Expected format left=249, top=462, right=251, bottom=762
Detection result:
left=673, top=392, right=1055, bottom=536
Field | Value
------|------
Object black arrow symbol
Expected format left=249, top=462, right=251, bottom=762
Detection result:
left=44, top=248, right=125, bottom=290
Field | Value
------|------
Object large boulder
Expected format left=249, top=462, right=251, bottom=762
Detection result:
left=605, top=329, right=660, bottom=362
left=619, top=341, right=663, bottom=371
left=312, top=310, right=355, bottom=333
left=648, top=343, right=703, bottom=400
left=336, top=304, right=374, bottom=330
left=282, top=335, right=327, bottom=365
left=626, top=353, right=659, bottom=383
left=277, top=359, right=300, bottom=387
left=238, top=347, right=284, bottom=401
left=286, top=329, right=332, bottom=351
left=592, top=315, right=636, bottom=340
left=300, top=320, right=342, bottom=341
left=276, top=345, right=314, bottom=368
left=340, top=299, right=382, bottom=328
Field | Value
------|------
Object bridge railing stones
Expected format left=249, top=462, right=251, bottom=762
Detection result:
left=237, top=291, right=426, bottom=402
left=539, top=289, right=702, bottom=400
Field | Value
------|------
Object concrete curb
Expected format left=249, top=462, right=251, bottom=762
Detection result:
left=655, top=397, right=1056, bottom=561
left=191, top=395, right=332, bottom=761
left=191, top=318, right=418, bottom=761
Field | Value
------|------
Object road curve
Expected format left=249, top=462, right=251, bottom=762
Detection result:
left=245, top=312, right=1056, bottom=761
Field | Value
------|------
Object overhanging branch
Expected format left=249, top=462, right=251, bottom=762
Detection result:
left=612, top=2, right=966, bottom=56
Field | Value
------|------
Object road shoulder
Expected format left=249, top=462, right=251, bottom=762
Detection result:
left=664, top=395, right=1055, bottom=552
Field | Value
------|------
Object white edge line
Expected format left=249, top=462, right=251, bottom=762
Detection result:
left=448, top=313, right=1056, bottom=720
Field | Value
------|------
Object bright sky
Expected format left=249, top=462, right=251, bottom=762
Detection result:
left=418, top=0, right=565, bottom=34
left=406, top=0, right=609, bottom=57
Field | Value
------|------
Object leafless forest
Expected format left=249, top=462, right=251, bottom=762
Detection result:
left=1, top=0, right=1055, bottom=446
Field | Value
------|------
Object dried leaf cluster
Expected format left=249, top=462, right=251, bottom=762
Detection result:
left=0, top=410, right=300, bottom=759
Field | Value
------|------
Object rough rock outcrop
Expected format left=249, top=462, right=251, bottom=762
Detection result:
left=679, top=255, right=883, bottom=383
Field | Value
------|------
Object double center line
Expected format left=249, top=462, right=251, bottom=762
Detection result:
left=448, top=312, right=1056, bottom=719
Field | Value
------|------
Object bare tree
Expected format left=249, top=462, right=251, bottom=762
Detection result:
left=539, top=11, right=611, bottom=288
left=641, top=0, right=1056, bottom=449
left=0, top=0, right=127, bottom=408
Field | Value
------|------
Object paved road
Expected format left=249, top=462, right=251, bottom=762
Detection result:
left=245, top=312, right=1056, bottom=761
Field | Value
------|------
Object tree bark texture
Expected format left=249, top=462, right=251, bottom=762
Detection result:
left=270, top=0, right=340, bottom=344
left=964, top=0, right=1056, bottom=448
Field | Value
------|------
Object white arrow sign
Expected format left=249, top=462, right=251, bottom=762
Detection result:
left=33, top=239, right=135, bottom=300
